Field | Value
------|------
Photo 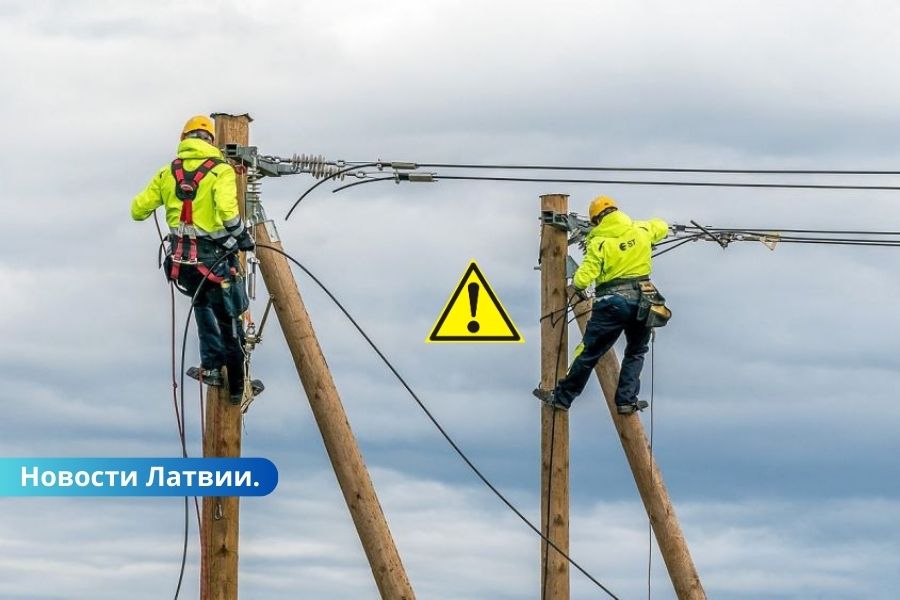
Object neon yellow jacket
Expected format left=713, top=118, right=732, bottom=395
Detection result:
left=131, top=139, right=244, bottom=242
left=573, top=210, right=668, bottom=290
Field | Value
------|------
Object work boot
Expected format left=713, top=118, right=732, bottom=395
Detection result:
left=616, top=400, right=649, bottom=415
left=532, top=388, right=570, bottom=412
left=186, top=366, right=224, bottom=387
left=230, top=379, right=265, bottom=406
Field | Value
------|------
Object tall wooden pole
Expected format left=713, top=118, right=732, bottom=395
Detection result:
left=539, top=194, right=570, bottom=599
left=572, top=298, right=705, bottom=600
left=198, top=113, right=252, bottom=600
left=253, top=231, right=415, bottom=599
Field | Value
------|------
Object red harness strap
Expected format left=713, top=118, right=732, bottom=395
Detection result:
left=168, top=158, right=222, bottom=281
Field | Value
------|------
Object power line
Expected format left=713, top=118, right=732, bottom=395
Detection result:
left=311, top=173, right=900, bottom=207
left=680, top=226, right=900, bottom=236
left=256, top=243, right=621, bottom=600
left=434, top=174, right=900, bottom=191
left=359, top=161, right=900, bottom=176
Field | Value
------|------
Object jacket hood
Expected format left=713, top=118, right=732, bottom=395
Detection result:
left=586, top=209, right=633, bottom=240
left=176, top=138, right=223, bottom=160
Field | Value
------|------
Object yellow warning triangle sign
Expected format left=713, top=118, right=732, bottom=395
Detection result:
left=427, top=261, right=523, bottom=343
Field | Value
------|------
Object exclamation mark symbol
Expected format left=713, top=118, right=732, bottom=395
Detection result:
left=467, top=282, right=480, bottom=333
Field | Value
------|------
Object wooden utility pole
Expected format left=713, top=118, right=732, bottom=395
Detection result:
left=251, top=215, right=415, bottom=594
left=539, top=193, right=570, bottom=599
left=572, top=299, right=705, bottom=600
left=253, top=230, right=414, bottom=598
left=199, top=113, right=252, bottom=600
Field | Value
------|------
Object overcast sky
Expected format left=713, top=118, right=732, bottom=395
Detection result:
left=2, top=1, right=900, bottom=598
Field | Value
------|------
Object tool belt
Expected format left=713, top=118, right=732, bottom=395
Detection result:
left=635, top=281, right=672, bottom=328
left=594, top=276, right=649, bottom=296
left=595, top=276, right=671, bottom=328
left=162, top=237, right=249, bottom=318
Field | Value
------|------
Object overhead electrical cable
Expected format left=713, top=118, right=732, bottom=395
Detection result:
left=344, top=161, right=900, bottom=176
left=308, top=173, right=900, bottom=208
left=255, top=243, right=621, bottom=600
left=395, top=174, right=900, bottom=191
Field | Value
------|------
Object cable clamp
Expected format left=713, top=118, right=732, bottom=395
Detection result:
left=690, top=220, right=728, bottom=249
left=759, top=233, right=780, bottom=251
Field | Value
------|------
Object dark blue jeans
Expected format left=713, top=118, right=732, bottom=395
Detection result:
left=193, top=283, right=246, bottom=393
left=554, top=292, right=651, bottom=408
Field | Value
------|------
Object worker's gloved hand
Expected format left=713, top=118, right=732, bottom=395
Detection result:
left=573, top=288, right=589, bottom=303
left=235, top=231, right=255, bottom=252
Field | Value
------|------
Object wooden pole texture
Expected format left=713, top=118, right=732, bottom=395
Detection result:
left=539, top=194, right=570, bottom=599
left=201, top=375, right=240, bottom=600
left=253, top=229, right=415, bottom=599
left=198, top=113, right=252, bottom=600
left=572, top=298, right=705, bottom=600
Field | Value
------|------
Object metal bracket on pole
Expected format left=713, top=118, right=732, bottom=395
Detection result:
left=537, top=211, right=590, bottom=275
left=224, top=144, right=281, bottom=242
left=540, top=210, right=593, bottom=247
left=244, top=296, right=273, bottom=353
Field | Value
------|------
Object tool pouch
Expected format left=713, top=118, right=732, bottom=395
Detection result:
left=221, top=273, right=250, bottom=318
left=636, top=281, right=672, bottom=328
left=162, top=253, right=194, bottom=297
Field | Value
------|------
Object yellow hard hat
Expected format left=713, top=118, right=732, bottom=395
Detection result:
left=588, top=195, right=618, bottom=223
left=181, top=115, right=215, bottom=140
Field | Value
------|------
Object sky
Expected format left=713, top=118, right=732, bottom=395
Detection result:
left=2, top=0, right=900, bottom=598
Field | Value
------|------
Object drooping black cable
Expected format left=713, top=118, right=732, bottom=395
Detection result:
left=172, top=249, right=238, bottom=600
left=152, top=214, right=193, bottom=600
left=652, top=238, right=700, bottom=258
left=285, top=162, right=381, bottom=220
left=652, top=233, right=704, bottom=248
left=153, top=214, right=187, bottom=446
left=332, top=176, right=395, bottom=195
left=255, top=243, right=620, bottom=599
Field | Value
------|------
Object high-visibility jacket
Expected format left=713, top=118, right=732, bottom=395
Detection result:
left=573, top=210, right=668, bottom=290
left=131, top=138, right=245, bottom=248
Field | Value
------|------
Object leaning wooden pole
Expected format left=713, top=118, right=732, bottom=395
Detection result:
left=539, top=193, right=570, bottom=599
left=253, top=230, right=415, bottom=598
left=198, top=113, right=251, bottom=600
left=572, top=299, right=705, bottom=599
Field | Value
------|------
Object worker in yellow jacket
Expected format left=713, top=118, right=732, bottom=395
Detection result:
left=534, top=196, right=669, bottom=415
left=131, top=115, right=262, bottom=405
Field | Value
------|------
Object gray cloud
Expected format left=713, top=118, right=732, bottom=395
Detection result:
left=3, top=0, right=900, bottom=597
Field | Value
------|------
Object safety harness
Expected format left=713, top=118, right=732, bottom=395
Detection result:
left=168, top=157, right=224, bottom=284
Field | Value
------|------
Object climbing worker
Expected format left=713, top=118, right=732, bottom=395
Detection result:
left=131, top=115, right=263, bottom=405
left=533, top=195, right=670, bottom=415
